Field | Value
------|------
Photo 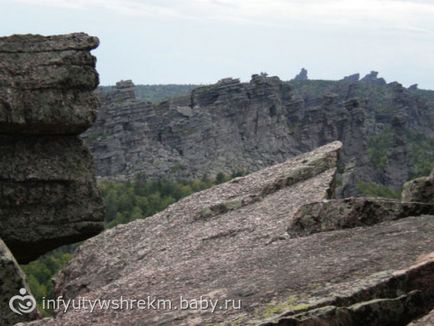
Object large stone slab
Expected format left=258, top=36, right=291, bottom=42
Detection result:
left=16, top=141, right=434, bottom=325
left=260, top=253, right=434, bottom=326
left=0, top=33, right=99, bottom=134
left=0, top=239, right=39, bottom=325
left=287, top=197, right=434, bottom=237
left=0, top=135, right=104, bottom=263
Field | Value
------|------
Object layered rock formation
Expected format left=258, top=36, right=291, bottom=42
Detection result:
left=0, top=33, right=99, bottom=134
left=85, top=74, right=368, bottom=190
left=0, top=33, right=104, bottom=264
left=84, top=72, right=434, bottom=196
left=21, top=142, right=434, bottom=325
left=288, top=197, right=434, bottom=237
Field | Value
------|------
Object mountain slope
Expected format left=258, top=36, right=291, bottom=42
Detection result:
left=83, top=72, right=434, bottom=196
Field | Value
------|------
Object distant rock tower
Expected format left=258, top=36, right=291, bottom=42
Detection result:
left=294, top=68, right=308, bottom=81
left=361, top=71, right=386, bottom=85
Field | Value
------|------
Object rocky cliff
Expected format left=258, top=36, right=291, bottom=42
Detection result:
left=0, top=33, right=104, bottom=325
left=22, top=142, right=434, bottom=325
left=84, top=71, right=434, bottom=196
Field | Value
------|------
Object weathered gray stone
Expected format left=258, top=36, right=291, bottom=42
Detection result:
left=0, top=239, right=39, bottom=325
left=260, top=254, right=434, bottom=326
left=287, top=197, right=434, bottom=237
left=361, top=71, right=386, bottom=85
left=0, top=33, right=99, bottom=52
left=401, top=171, right=434, bottom=204
left=84, top=73, right=434, bottom=196
left=0, top=136, right=104, bottom=263
left=341, top=73, right=360, bottom=83
left=22, top=142, right=340, bottom=325
left=0, top=33, right=105, bottom=263
left=17, top=142, right=434, bottom=325
left=0, top=33, right=99, bottom=134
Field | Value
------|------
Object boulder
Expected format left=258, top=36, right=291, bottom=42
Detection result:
left=0, top=33, right=99, bottom=134
left=0, top=239, right=39, bottom=325
left=0, top=33, right=105, bottom=263
left=287, top=197, right=434, bottom=237
left=0, top=136, right=105, bottom=263
left=401, top=171, right=434, bottom=204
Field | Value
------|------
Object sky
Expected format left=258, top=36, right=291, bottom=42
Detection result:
left=2, top=0, right=434, bottom=89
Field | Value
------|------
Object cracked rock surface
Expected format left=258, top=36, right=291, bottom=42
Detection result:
left=19, top=141, right=434, bottom=325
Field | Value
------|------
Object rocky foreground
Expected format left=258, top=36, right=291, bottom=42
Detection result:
left=0, top=33, right=104, bottom=325
left=21, top=141, right=434, bottom=326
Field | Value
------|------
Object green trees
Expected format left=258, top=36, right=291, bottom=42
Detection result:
left=21, top=249, right=73, bottom=315
left=99, top=175, right=222, bottom=228
left=406, top=132, right=434, bottom=178
left=356, top=181, right=401, bottom=199
left=367, top=128, right=394, bottom=170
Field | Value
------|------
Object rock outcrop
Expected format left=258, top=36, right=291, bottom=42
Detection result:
left=260, top=254, right=434, bottom=326
left=0, top=33, right=104, bottom=263
left=0, top=33, right=99, bottom=134
left=84, top=74, right=369, bottom=191
left=361, top=71, right=386, bottom=85
left=409, top=84, right=418, bottom=91
left=20, top=142, right=434, bottom=325
left=84, top=72, right=434, bottom=196
left=287, top=197, right=434, bottom=237
left=293, top=68, right=308, bottom=81
left=341, top=73, right=360, bottom=83
left=401, top=169, right=434, bottom=204
left=0, top=239, right=39, bottom=325
left=23, top=142, right=341, bottom=325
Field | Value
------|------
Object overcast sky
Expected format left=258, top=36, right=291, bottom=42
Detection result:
left=2, top=0, right=434, bottom=88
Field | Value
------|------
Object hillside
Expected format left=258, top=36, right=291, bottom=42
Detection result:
left=84, top=71, right=434, bottom=196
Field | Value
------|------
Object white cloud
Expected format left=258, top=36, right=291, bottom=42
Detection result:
left=9, top=0, right=433, bottom=37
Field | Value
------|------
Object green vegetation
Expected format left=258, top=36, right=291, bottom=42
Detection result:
left=21, top=248, right=73, bottom=315
left=254, top=295, right=308, bottom=320
left=406, top=131, right=434, bottom=178
left=367, top=128, right=394, bottom=170
left=21, top=173, right=234, bottom=312
left=356, top=181, right=401, bottom=199
left=100, top=174, right=232, bottom=228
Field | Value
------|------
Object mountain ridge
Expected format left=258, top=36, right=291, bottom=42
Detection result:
left=83, top=71, right=434, bottom=196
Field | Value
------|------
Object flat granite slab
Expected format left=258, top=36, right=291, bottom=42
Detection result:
left=19, top=142, right=434, bottom=325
